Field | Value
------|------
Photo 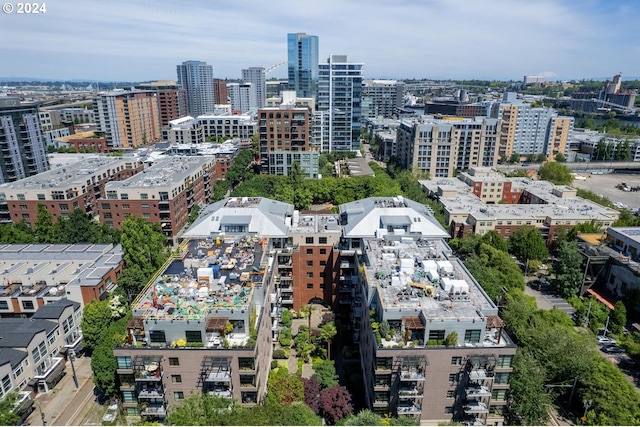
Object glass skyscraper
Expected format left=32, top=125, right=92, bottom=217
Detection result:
left=287, top=33, right=319, bottom=99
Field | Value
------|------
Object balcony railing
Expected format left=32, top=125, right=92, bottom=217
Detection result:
left=466, top=385, right=491, bottom=398
left=140, top=403, right=167, bottom=417
left=138, top=386, right=164, bottom=399
left=463, top=401, right=489, bottom=414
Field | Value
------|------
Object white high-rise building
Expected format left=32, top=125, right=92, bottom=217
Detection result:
left=176, top=60, right=215, bottom=117
left=317, top=55, right=364, bottom=152
left=242, top=67, right=266, bottom=109
left=227, top=83, right=257, bottom=113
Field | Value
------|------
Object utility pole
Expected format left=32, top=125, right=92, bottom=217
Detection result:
left=69, top=351, right=79, bottom=388
left=38, top=402, right=46, bottom=425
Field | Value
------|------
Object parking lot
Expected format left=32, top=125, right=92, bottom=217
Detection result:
left=571, top=173, right=640, bottom=211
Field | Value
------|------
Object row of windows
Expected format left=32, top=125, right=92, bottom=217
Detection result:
left=305, top=237, right=328, bottom=244
left=306, top=248, right=327, bottom=255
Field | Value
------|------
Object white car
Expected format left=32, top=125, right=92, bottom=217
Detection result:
left=597, top=335, right=616, bottom=345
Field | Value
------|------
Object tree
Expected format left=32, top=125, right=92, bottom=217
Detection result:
left=319, top=385, right=353, bottom=425
left=91, top=341, right=118, bottom=396
left=166, top=394, right=236, bottom=425
left=319, top=322, right=337, bottom=358
left=509, top=152, right=521, bottom=163
left=312, top=360, right=339, bottom=389
left=264, top=368, right=304, bottom=407
left=505, top=351, right=551, bottom=425
left=302, top=376, right=322, bottom=414
left=33, top=203, right=58, bottom=243
left=0, top=392, right=19, bottom=425
left=555, top=153, right=566, bottom=162
left=120, top=216, right=168, bottom=278
left=81, top=299, right=112, bottom=351
left=538, top=162, right=573, bottom=185
left=509, top=227, right=549, bottom=263
left=338, top=409, right=382, bottom=426
left=481, top=230, right=508, bottom=252
left=553, top=240, right=583, bottom=298
left=301, top=305, right=316, bottom=344
left=610, top=300, right=627, bottom=334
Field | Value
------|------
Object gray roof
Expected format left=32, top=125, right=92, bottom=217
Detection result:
left=0, top=347, right=27, bottom=369
left=32, top=299, right=80, bottom=319
left=0, top=318, right=57, bottom=348
left=340, top=196, right=449, bottom=239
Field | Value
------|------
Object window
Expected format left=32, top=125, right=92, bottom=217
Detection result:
left=174, top=391, right=185, bottom=400
left=305, top=237, right=314, bottom=244
left=498, top=354, right=514, bottom=368
left=19, top=204, right=27, bottom=210
left=320, top=260, right=326, bottom=266
left=141, top=204, right=150, bottom=209
left=141, top=193, right=149, bottom=200
left=32, top=341, right=47, bottom=364
left=464, top=329, right=482, bottom=343
left=169, top=357, right=179, bottom=366
left=306, top=272, right=313, bottom=278
left=12, top=365, right=23, bottom=380
left=149, top=330, right=166, bottom=343
left=306, top=260, right=313, bottom=266
left=446, top=390, right=456, bottom=399
left=60, top=204, right=69, bottom=211
left=428, top=330, right=445, bottom=341
left=0, top=301, right=8, bottom=310
left=185, top=330, right=202, bottom=343
left=448, top=373, right=458, bottom=383
left=143, top=213, right=151, bottom=219
left=116, top=356, right=132, bottom=369
left=492, top=389, right=507, bottom=401
left=494, top=372, right=509, bottom=384
left=306, top=249, right=313, bottom=255
left=122, top=391, right=136, bottom=403
left=451, top=356, right=463, bottom=366
left=120, top=193, right=129, bottom=200
left=307, top=283, right=313, bottom=289
left=102, top=203, right=110, bottom=210
left=319, top=237, right=327, bottom=244
left=103, top=212, right=112, bottom=219
left=171, top=375, right=182, bottom=383
left=0, top=374, right=11, bottom=399
left=22, top=300, right=35, bottom=310
left=122, top=203, right=130, bottom=210
left=320, top=248, right=326, bottom=255
left=444, top=406, right=454, bottom=414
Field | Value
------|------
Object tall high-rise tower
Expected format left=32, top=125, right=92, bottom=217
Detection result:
left=287, top=33, right=319, bottom=99
left=242, top=67, right=266, bottom=109
left=317, top=55, right=364, bottom=152
left=176, top=60, right=215, bottom=117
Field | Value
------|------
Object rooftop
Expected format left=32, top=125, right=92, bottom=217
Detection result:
left=290, top=213, right=341, bottom=234
left=0, top=157, right=133, bottom=192
left=106, top=156, right=214, bottom=190
left=132, top=237, right=266, bottom=321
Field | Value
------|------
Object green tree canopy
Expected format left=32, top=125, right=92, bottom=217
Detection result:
left=538, top=162, right=573, bottom=185
left=552, top=240, right=583, bottom=298
left=81, top=299, right=112, bottom=351
left=505, top=351, right=551, bottom=426
left=0, top=392, right=19, bottom=425
left=509, top=226, right=549, bottom=263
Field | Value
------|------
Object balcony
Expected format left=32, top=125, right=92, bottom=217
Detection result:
left=138, top=385, right=164, bottom=399
left=399, top=370, right=425, bottom=381
left=398, top=383, right=423, bottom=398
left=205, top=370, right=231, bottom=383
left=35, top=357, right=64, bottom=381
left=135, top=360, right=163, bottom=382
left=463, top=401, right=489, bottom=414
left=140, top=403, right=167, bottom=418
left=13, top=391, right=33, bottom=416
left=469, top=369, right=494, bottom=381
left=208, top=387, right=233, bottom=399
left=466, top=384, right=491, bottom=398
left=397, top=402, right=421, bottom=414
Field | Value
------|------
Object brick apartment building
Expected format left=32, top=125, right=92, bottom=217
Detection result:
left=0, top=157, right=143, bottom=225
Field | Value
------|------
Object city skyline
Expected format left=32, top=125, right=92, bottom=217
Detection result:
left=1, top=0, right=639, bottom=82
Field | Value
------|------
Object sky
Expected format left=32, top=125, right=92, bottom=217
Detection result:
left=1, top=0, right=639, bottom=82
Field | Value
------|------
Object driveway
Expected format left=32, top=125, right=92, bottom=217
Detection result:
left=524, top=283, right=575, bottom=317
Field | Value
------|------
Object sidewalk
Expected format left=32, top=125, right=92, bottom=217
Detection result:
left=26, top=354, right=95, bottom=426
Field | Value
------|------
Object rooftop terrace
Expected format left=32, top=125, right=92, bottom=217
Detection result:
left=132, top=236, right=266, bottom=321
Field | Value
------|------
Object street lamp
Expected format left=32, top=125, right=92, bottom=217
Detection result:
left=582, top=398, right=593, bottom=424
left=38, top=402, right=46, bottom=425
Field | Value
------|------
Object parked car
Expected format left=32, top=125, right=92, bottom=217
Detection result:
left=530, top=279, right=551, bottom=290
left=597, top=335, right=616, bottom=345
left=601, top=344, right=625, bottom=354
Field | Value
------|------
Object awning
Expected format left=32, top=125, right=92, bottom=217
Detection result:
left=586, top=288, right=615, bottom=310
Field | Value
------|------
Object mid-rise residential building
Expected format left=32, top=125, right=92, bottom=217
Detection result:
left=491, top=102, right=574, bottom=159
left=242, top=67, right=266, bottom=109
left=177, top=60, right=215, bottom=117
left=0, top=156, right=142, bottom=224
left=362, top=80, right=404, bottom=119
left=258, top=93, right=318, bottom=177
left=0, top=99, right=49, bottom=184
left=93, top=90, right=162, bottom=149
left=287, top=33, right=319, bottom=99
left=213, top=79, right=229, bottom=105
left=196, top=114, right=256, bottom=140
left=116, top=195, right=515, bottom=424
left=317, top=55, right=364, bottom=152
left=136, top=81, right=188, bottom=127
left=420, top=171, right=620, bottom=242
left=0, top=244, right=124, bottom=313
left=52, top=131, right=109, bottom=153
left=162, top=116, right=205, bottom=145
left=101, top=156, right=216, bottom=239
left=395, top=116, right=500, bottom=177
left=59, top=107, right=94, bottom=124
left=336, top=196, right=516, bottom=424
